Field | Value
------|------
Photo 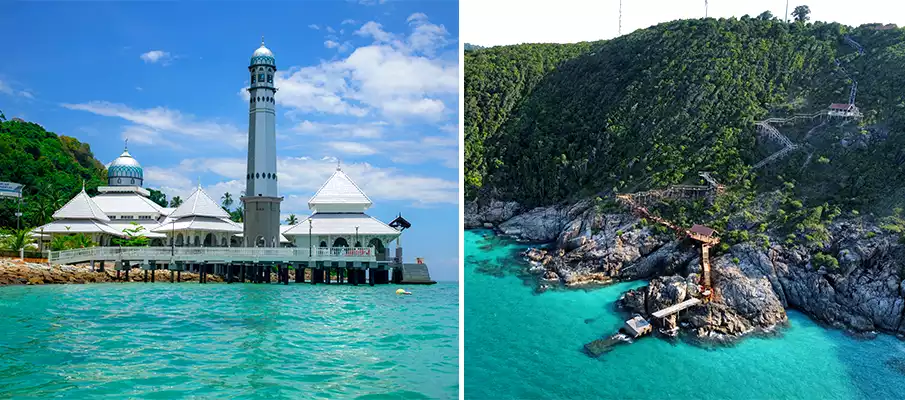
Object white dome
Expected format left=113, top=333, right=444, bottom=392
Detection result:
left=253, top=45, right=273, bottom=57
left=110, top=150, right=141, bottom=168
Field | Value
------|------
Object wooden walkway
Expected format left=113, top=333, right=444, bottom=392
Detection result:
left=651, top=297, right=702, bottom=319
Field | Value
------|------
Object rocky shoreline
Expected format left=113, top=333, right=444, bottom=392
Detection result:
left=467, top=199, right=905, bottom=341
left=0, top=258, right=223, bottom=285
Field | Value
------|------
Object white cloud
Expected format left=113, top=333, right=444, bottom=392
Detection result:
left=326, top=141, right=377, bottom=155
left=146, top=156, right=457, bottom=209
left=272, top=15, right=457, bottom=121
left=358, top=0, right=387, bottom=5
left=341, top=19, right=357, bottom=25
left=61, top=101, right=246, bottom=149
left=406, top=13, right=450, bottom=55
left=140, top=50, right=173, bottom=65
left=308, top=24, right=320, bottom=30
left=292, top=120, right=386, bottom=139
left=0, top=79, right=35, bottom=99
left=0, top=80, right=12, bottom=95
left=324, top=40, right=352, bottom=52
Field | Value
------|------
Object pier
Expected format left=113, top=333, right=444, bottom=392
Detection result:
left=48, top=246, right=436, bottom=285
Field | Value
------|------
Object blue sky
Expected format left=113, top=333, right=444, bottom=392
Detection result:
left=0, top=0, right=460, bottom=281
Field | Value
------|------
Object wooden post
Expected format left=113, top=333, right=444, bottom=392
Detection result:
left=297, top=266, right=304, bottom=283
left=240, top=264, right=246, bottom=283
left=325, top=267, right=331, bottom=284
left=170, top=270, right=174, bottom=283
left=368, top=267, right=375, bottom=286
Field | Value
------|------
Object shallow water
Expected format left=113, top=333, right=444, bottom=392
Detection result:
left=464, top=229, right=905, bottom=400
left=0, top=282, right=458, bottom=399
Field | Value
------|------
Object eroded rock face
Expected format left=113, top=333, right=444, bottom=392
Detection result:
left=473, top=192, right=905, bottom=339
left=464, top=200, right=522, bottom=229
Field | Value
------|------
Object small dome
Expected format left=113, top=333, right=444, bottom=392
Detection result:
left=253, top=45, right=273, bottom=57
left=250, top=37, right=276, bottom=67
left=107, top=149, right=144, bottom=187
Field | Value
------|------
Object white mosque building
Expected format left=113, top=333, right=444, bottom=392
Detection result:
left=37, top=39, right=434, bottom=285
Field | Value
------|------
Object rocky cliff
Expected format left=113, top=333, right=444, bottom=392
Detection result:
left=471, top=199, right=905, bottom=340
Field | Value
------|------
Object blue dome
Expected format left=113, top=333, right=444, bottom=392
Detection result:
left=107, top=150, right=144, bottom=187
left=250, top=40, right=276, bottom=68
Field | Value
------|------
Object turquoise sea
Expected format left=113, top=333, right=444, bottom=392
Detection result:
left=0, top=282, right=458, bottom=399
left=465, top=229, right=905, bottom=400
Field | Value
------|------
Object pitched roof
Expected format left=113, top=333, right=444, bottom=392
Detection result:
left=150, top=216, right=242, bottom=233
left=35, top=219, right=123, bottom=236
left=282, top=213, right=400, bottom=236
left=52, top=187, right=110, bottom=221
left=93, top=193, right=165, bottom=215
left=689, top=224, right=716, bottom=237
left=308, top=168, right=372, bottom=207
left=829, top=103, right=853, bottom=110
left=169, top=186, right=230, bottom=219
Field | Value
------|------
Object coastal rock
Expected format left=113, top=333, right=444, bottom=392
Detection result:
left=464, top=200, right=522, bottom=229
left=499, top=205, right=570, bottom=242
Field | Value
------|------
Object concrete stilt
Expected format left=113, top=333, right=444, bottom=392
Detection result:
left=311, top=268, right=317, bottom=285
left=368, top=267, right=375, bottom=286
left=325, top=267, right=332, bottom=284
left=339, top=268, right=344, bottom=284
left=265, top=265, right=272, bottom=283
left=297, top=266, right=304, bottom=283
left=170, top=269, right=175, bottom=283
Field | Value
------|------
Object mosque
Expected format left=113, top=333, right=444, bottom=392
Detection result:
left=36, top=40, right=434, bottom=285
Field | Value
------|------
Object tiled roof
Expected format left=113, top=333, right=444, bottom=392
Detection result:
left=282, top=213, right=400, bottom=236
left=308, top=169, right=372, bottom=207
left=169, top=186, right=230, bottom=219
left=52, top=188, right=110, bottom=221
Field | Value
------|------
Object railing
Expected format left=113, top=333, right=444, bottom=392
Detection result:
left=48, top=246, right=377, bottom=265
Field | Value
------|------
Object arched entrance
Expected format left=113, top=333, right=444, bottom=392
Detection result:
left=203, top=233, right=215, bottom=247
left=368, top=238, right=386, bottom=260
left=193, top=236, right=201, bottom=247
left=176, top=234, right=184, bottom=247
left=333, top=237, right=349, bottom=247
left=255, top=236, right=265, bottom=247
left=319, top=241, right=327, bottom=247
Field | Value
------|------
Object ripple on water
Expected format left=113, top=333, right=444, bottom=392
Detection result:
left=0, top=283, right=458, bottom=399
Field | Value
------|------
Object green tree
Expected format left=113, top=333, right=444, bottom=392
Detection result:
left=757, top=10, right=773, bottom=20
left=286, top=214, right=299, bottom=224
left=112, top=222, right=149, bottom=247
left=50, top=232, right=96, bottom=251
left=0, top=227, right=35, bottom=251
left=221, top=192, right=234, bottom=211
left=792, top=5, right=810, bottom=22
left=148, top=189, right=168, bottom=208
left=169, top=196, right=183, bottom=208
left=230, top=206, right=244, bottom=223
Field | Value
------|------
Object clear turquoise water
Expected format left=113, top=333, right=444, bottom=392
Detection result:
left=0, top=282, right=458, bottom=399
left=465, top=229, right=905, bottom=400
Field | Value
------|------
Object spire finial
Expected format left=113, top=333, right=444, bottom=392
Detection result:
left=198, top=176, right=202, bottom=188
left=261, top=35, right=265, bottom=46
left=336, top=159, right=341, bottom=171
left=124, top=138, right=128, bottom=151
left=82, top=179, right=86, bottom=192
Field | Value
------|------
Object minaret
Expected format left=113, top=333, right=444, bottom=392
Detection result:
left=242, top=37, right=282, bottom=247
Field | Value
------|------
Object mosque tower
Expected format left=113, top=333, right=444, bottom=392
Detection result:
left=107, top=142, right=144, bottom=187
left=241, top=37, right=282, bottom=247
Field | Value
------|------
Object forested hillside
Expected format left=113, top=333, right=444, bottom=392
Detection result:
left=0, top=116, right=169, bottom=229
left=465, top=17, right=905, bottom=216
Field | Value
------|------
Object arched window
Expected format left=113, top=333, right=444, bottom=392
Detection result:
left=251, top=74, right=256, bottom=83
left=131, top=178, right=135, bottom=184
left=256, top=173, right=260, bottom=179
left=333, top=237, right=349, bottom=247
left=267, top=75, right=273, bottom=83
left=319, top=241, right=327, bottom=247
left=354, top=241, right=361, bottom=247
left=258, top=73, right=265, bottom=82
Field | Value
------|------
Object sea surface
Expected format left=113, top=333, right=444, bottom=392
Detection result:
left=465, top=229, right=905, bottom=400
left=0, top=282, right=458, bottom=399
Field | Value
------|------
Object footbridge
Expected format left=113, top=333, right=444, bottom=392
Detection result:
left=651, top=297, right=702, bottom=319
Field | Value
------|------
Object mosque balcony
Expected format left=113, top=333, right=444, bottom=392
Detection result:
left=48, top=246, right=377, bottom=265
